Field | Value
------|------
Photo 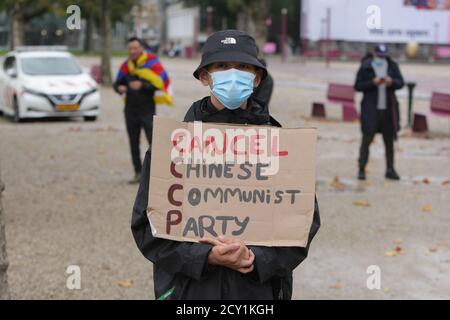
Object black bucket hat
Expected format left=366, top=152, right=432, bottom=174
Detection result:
left=193, top=30, right=267, bottom=80
left=374, top=43, right=388, bottom=57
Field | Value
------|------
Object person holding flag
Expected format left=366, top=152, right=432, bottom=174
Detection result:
left=114, top=36, right=173, bottom=183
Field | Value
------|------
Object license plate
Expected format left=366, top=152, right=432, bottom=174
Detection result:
left=56, top=104, right=80, bottom=111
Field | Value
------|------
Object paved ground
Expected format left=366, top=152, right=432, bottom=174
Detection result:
left=0, top=56, right=449, bottom=299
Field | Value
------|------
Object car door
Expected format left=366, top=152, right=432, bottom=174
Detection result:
left=0, top=55, right=19, bottom=113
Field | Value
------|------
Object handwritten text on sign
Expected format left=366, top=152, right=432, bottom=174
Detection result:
left=148, top=117, right=317, bottom=247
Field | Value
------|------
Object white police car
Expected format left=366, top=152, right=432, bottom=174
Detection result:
left=0, top=46, right=100, bottom=122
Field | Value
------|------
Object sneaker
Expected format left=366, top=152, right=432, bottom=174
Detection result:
left=385, top=168, right=400, bottom=180
left=128, top=173, right=141, bottom=184
left=358, top=168, right=366, bottom=180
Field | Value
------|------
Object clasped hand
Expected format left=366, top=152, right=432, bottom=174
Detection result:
left=200, top=236, right=255, bottom=274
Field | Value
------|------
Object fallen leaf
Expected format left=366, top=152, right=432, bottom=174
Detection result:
left=442, top=180, right=450, bottom=186
left=422, top=178, right=430, bottom=184
left=385, top=246, right=405, bottom=257
left=421, top=204, right=433, bottom=212
left=384, top=250, right=397, bottom=257
left=330, top=282, right=342, bottom=289
left=118, top=279, right=133, bottom=288
left=66, top=194, right=77, bottom=204
left=395, top=246, right=404, bottom=254
left=107, top=125, right=119, bottom=132
left=329, top=176, right=345, bottom=191
left=353, top=200, right=370, bottom=207
left=383, top=287, right=390, bottom=293
left=69, top=126, right=82, bottom=132
left=436, top=241, right=448, bottom=248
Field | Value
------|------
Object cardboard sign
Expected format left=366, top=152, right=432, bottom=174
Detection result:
left=147, top=117, right=317, bottom=247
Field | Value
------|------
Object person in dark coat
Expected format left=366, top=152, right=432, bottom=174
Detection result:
left=131, top=30, right=320, bottom=300
left=354, top=44, right=404, bottom=180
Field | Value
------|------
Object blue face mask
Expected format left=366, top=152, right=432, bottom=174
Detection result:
left=373, top=56, right=385, bottom=66
left=210, top=68, right=256, bottom=110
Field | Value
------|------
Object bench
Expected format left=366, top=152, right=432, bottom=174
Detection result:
left=324, top=49, right=341, bottom=60
left=312, top=83, right=359, bottom=122
left=347, top=51, right=365, bottom=60
left=436, top=47, right=450, bottom=60
left=413, top=92, right=450, bottom=133
left=90, top=64, right=102, bottom=84
left=303, top=50, right=322, bottom=58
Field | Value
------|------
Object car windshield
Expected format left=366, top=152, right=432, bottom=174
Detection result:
left=20, top=56, right=82, bottom=76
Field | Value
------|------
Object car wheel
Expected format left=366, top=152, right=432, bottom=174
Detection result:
left=13, top=97, right=21, bottom=123
left=84, top=116, right=97, bottom=122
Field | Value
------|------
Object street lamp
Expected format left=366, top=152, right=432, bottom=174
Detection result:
left=207, top=6, right=213, bottom=36
left=281, top=8, right=288, bottom=63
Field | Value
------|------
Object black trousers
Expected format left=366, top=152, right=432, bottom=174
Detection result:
left=358, top=110, right=395, bottom=170
left=125, top=109, right=154, bottom=174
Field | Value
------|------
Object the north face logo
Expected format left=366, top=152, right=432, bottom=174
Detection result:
left=220, top=37, right=236, bottom=44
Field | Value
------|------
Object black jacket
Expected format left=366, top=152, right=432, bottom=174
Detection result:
left=251, top=72, right=274, bottom=113
left=354, top=54, right=404, bottom=139
left=131, top=97, right=320, bottom=300
left=113, top=73, right=156, bottom=113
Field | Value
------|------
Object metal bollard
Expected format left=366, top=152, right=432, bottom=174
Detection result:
left=406, top=82, right=416, bottom=128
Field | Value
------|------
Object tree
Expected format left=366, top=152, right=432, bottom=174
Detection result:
left=0, top=169, right=9, bottom=299
left=100, top=0, right=113, bottom=86
left=70, top=0, right=137, bottom=58
left=180, top=0, right=271, bottom=50
left=232, top=0, right=271, bottom=49
left=0, top=0, right=55, bottom=49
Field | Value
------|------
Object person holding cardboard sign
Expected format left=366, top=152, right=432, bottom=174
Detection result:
left=131, top=30, right=320, bottom=300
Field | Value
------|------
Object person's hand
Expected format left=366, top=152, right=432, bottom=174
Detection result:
left=384, top=76, right=393, bottom=86
left=372, top=77, right=383, bottom=86
left=117, top=85, right=127, bottom=94
left=200, top=236, right=255, bottom=274
left=216, top=236, right=254, bottom=273
left=129, top=80, right=143, bottom=90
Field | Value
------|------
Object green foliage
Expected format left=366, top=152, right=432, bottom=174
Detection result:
left=0, top=0, right=55, bottom=20
left=0, top=0, right=138, bottom=23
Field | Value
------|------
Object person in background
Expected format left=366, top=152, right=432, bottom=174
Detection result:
left=114, top=37, right=172, bottom=183
left=354, top=44, right=404, bottom=181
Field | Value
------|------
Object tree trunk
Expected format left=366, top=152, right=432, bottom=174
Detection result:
left=83, top=11, right=94, bottom=53
left=236, top=2, right=269, bottom=54
left=0, top=169, right=10, bottom=299
left=249, top=1, right=270, bottom=53
left=11, top=8, right=25, bottom=49
left=100, top=0, right=113, bottom=86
